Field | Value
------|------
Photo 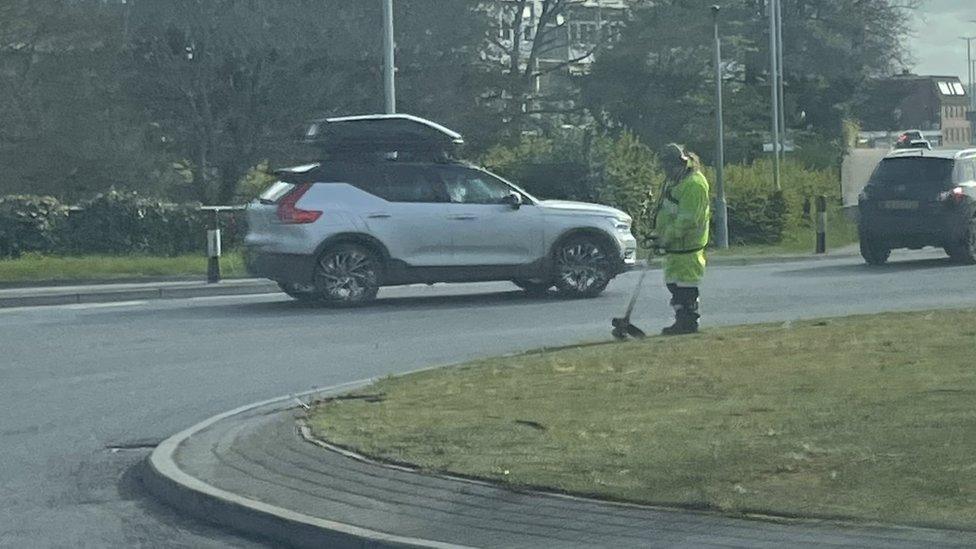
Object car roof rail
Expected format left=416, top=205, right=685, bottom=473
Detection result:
left=887, top=148, right=927, bottom=157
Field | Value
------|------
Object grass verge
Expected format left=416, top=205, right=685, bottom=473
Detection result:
left=308, top=309, right=976, bottom=530
left=0, top=252, right=246, bottom=284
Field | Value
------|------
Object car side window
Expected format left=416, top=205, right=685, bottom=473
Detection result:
left=349, top=166, right=446, bottom=203
left=439, top=168, right=513, bottom=205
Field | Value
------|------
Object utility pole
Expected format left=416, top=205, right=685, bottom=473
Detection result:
left=712, top=5, right=729, bottom=249
left=962, top=35, right=976, bottom=144
left=382, top=0, right=396, bottom=114
left=769, top=0, right=781, bottom=190
left=776, top=0, right=786, bottom=154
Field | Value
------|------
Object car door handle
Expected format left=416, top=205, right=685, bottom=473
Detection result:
left=366, top=213, right=392, bottom=219
left=448, top=214, right=477, bottom=220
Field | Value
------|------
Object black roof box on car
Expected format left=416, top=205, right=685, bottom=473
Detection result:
left=304, top=114, right=464, bottom=154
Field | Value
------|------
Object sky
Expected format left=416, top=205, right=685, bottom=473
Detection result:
left=911, top=0, right=976, bottom=80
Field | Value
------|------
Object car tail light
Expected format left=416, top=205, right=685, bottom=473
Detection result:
left=276, top=184, right=322, bottom=224
left=939, top=187, right=966, bottom=206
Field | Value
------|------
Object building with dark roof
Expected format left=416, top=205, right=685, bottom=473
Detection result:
left=855, top=72, right=972, bottom=147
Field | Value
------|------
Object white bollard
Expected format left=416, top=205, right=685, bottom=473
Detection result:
left=207, top=229, right=222, bottom=283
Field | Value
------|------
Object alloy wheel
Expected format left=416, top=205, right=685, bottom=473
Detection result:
left=555, top=239, right=611, bottom=296
left=314, top=246, right=379, bottom=305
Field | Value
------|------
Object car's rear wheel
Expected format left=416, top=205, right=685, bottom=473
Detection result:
left=552, top=235, right=614, bottom=298
left=860, top=236, right=891, bottom=266
left=512, top=278, right=552, bottom=296
left=313, top=243, right=381, bottom=307
left=946, top=217, right=976, bottom=265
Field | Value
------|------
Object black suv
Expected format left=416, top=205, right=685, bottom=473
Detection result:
left=858, top=149, right=976, bottom=265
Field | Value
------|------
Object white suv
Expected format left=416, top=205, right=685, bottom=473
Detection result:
left=244, top=115, right=637, bottom=306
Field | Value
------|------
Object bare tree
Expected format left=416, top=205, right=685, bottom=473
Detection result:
left=480, top=0, right=624, bottom=137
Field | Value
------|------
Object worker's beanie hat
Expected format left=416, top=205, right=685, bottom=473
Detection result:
left=662, top=143, right=689, bottom=167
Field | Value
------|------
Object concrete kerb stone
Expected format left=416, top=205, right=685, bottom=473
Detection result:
left=146, top=353, right=976, bottom=549
left=143, top=378, right=473, bottom=549
left=0, top=280, right=280, bottom=309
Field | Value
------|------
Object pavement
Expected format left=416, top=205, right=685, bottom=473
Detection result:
left=2, top=248, right=974, bottom=548
left=144, top=385, right=976, bottom=549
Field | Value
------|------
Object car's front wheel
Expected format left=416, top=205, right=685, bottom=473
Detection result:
left=313, top=243, right=381, bottom=307
left=860, top=235, right=891, bottom=266
left=946, top=216, right=976, bottom=265
left=552, top=235, right=614, bottom=298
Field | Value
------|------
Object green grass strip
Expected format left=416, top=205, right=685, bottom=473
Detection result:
left=309, top=310, right=976, bottom=530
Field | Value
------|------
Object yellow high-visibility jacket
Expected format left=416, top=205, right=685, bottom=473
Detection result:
left=654, top=170, right=711, bottom=286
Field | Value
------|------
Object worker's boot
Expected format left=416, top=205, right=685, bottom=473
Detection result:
left=661, top=297, right=699, bottom=336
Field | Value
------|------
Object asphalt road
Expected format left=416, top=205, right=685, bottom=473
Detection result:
left=2, top=249, right=975, bottom=548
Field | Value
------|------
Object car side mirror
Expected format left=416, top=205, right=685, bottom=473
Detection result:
left=502, top=192, right=523, bottom=209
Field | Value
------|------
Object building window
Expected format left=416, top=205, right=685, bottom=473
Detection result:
left=953, top=82, right=966, bottom=95
left=571, top=22, right=598, bottom=45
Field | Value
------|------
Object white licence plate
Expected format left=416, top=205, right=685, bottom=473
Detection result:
left=881, top=200, right=919, bottom=210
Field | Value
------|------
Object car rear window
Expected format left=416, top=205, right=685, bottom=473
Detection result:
left=869, top=158, right=954, bottom=187
left=361, top=167, right=446, bottom=203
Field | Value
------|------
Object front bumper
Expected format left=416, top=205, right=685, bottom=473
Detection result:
left=616, top=233, right=639, bottom=272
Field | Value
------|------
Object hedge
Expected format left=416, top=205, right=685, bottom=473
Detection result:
left=0, top=190, right=246, bottom=259
left=713, top=159, right=841, bottom=245
left=0, top=154, right=841, bottom=259
left=0, top=195, right=70, bottom=258
left=485, top=132, right=841, bottom=247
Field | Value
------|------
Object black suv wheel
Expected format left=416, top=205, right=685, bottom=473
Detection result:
left=313, top=243, right=381, bottom=307
left=859, top=235, right=891, bottom=266
left=552, top=235, right=614, bottom=298
left=946, top=216, right=976, bottom=265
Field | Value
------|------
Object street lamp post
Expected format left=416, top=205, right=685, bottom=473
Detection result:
left=382, top=0, right=396, bottom=114
left=711, top=5, right=729, bottom=249
left=776, top=0, right=786, bottom=153
left=962, top=35, right=976, bottom=144
left=768, top=0, right=781, bottom=191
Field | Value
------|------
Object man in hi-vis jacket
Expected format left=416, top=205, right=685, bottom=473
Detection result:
left=652, top=144, right=711, bottom=335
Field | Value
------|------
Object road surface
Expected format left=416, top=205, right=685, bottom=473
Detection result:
left=1, top=250, right=974, bottom=548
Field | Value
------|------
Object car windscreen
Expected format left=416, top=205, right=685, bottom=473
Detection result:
left=869, top=157, right=954, bottom=188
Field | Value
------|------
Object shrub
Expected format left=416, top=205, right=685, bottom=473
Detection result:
left=712, top=159, right=839, bottom=245
left=0, top=195, right=69, bottom=258
left=235, top=161, right=277, bottom=203
left=594, top=131, right=662, bottom=242
left=481, top=133, right=595, bottom=201
left=482, top=130, right=662, bottom=242
left=62, top=190, right=208, bottom=256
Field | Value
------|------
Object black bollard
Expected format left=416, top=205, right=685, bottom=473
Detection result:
left=815, top=195, right=827, bottom=254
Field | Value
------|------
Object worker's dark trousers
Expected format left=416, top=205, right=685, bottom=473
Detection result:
left=666, top=284, right=700, bottom=326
